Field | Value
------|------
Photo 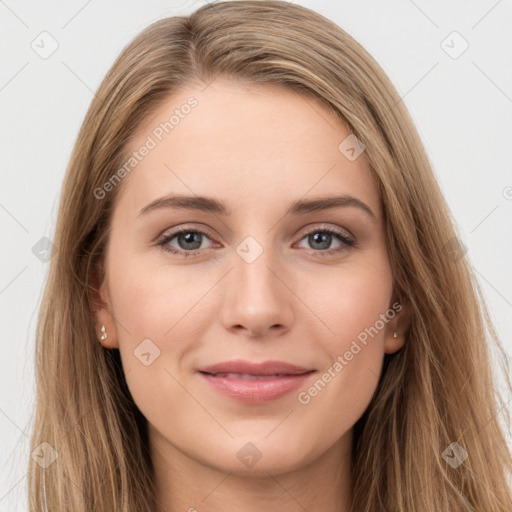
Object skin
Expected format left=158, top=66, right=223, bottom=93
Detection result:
left=95, top=76, right=409, bottom=512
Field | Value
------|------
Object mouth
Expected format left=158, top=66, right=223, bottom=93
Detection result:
left=200, top=372, right=304, bottom=380
left=197, top=360, right=316, bottom=403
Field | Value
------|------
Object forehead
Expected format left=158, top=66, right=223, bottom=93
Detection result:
left=113, top=77, right=380, bottom=220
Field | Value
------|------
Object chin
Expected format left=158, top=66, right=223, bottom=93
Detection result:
left=199, top=431, right=318, bottom=476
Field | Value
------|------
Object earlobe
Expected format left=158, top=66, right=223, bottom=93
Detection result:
left=384, top=292, right=412, bottom=354
left=91, top=267, right=119, bottom=349
left=384, top=330, right=405, bottom=354
left=95, top=307, right=119, bottom=349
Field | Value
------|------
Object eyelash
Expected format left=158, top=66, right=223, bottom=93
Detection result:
left=156, top=225, right=356, bottom=258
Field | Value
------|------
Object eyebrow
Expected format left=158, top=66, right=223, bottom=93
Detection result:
left=138, top=193, right=376, bottom=221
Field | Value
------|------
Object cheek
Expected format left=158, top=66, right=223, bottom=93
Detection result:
left=106, top=246, right=222, bottom=393
left=296, top=260, right=393, bottom=423
left=314, top=260, right=393, bottom=349
left=105, top=251, right=208, bottom=427
left=107, top=241, right=205, bottom=337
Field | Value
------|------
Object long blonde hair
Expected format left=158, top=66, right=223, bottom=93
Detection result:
left=28, top=1, right=512, bottom=510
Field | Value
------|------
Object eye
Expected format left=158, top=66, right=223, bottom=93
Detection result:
left=156, top=224, right=355, bottom=258
left=156, top=227, right=216, bottom=257
left=295, top=225, right=355, bottom=256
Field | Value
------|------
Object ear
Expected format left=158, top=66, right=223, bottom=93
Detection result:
left=90, top=264, right=119, bottom=350
left=383, top=289, right=412, bottom=355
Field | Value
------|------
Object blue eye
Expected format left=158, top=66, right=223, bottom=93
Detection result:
left=297, top=227, right=354, bottom=255
left=157, top=228, right=214, bottom=257
left=156, top=225, right=355, bottom=258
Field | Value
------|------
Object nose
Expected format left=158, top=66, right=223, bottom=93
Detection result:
left=220, top=246, right=294, bottom=339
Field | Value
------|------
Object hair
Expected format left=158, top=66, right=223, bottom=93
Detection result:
left=28, top=1, right=512, bottom=510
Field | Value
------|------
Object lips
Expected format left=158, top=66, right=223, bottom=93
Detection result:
left=199, top=360, right=313, bottom=376
left=197, top=359, right=315, bottom=403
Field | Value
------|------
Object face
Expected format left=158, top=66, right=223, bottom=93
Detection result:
left=95, top=77, right=405, bottom=476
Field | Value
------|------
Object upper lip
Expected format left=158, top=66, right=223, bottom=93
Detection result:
left=198, top=359, right=314, bottom=376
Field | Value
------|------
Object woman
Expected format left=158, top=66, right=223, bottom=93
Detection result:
left=28, top=1, right=512, bottom=510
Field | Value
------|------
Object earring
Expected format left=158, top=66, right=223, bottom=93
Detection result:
left=393, top=331, right=398, bottom=338
left=100, top=325, right=108, bottom=341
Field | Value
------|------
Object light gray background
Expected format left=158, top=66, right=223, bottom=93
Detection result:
left=1, top=1, right=511, bottom=510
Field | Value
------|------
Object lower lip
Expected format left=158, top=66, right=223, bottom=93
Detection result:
left=199, top=372, right=315, bottom=403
